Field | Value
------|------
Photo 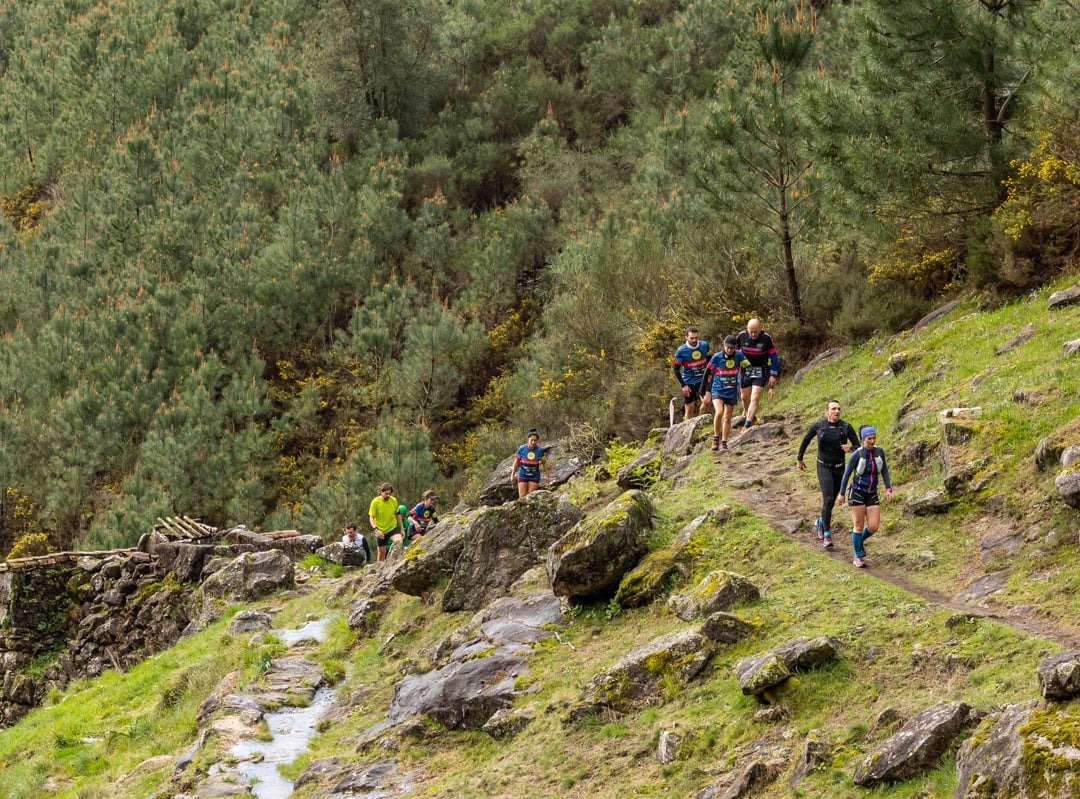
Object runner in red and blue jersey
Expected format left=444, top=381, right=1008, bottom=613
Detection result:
left=673, top=326, right=711, bottom=421
left=704, top=336, right=751, bottom=452
left=510, top=429, right=549, bottom=499
left=735, top=318, right=779, bottom=428
left=407, top=490, right=439, bottom=544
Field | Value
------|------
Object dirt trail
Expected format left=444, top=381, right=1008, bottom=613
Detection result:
left=716, top=414, right=1080, bottom=650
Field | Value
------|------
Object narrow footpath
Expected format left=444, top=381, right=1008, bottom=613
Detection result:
left=717, top=413, right=1080, bottom=650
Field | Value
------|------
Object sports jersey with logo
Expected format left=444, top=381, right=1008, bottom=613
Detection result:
left=734, top=330, right=779, bottom=378
left=705, top=349, right=751, bottom=399
left=672, top=340, right=711, bottom=387
left=409, top=502, right=439, bottom=533
left=515, top=444, right=547, bottom=482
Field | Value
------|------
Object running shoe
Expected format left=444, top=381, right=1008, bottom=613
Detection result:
left=823, top=534, right=833, bottom=549
left=720, top=440, right=728, bottom=451
left=711, top=435, right=720, bottom=451
left=814, top=517, right=825, bottom=540
left=852, top=556, right=866, bottom=568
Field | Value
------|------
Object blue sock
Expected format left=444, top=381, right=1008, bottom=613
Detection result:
left=851, top=530, right=864, bottom=558
left=862, top=524, right=872, bottom=541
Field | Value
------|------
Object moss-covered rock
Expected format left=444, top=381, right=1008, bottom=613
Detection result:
left=547, top=490, right=653, bottom=601
left=566, top=629, right=717, bottom=721
left=667, top=570, right=760, bottom=621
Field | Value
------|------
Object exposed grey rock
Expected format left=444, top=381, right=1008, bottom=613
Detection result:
left=151, top=541, right=215, bottom=583
left=433, top=592, right=562, bottom=665
left=323, top=759, right=415, bottom=797
left=1048, top=284, right=1080, bottom=309
left=477, top=441, right=585, bottom=506
left=568, top=629, right=717, bottom=719
left=614, top=511, right=715, bottom=608
left=227, top=610, right=273, bottom=634
left=772, top=635, right=841, bottom=672
left=734, top=636, right=840, bottom=697
left=955, top=700, right=1080, bottom=798
left=1036, top=436, right=1063, bottom=471
left=914, top=298, right=962, bottom=330
left=547, top=490, right=653, bottom=601
left=1055, top=468, right=1080, bottom=509
left=387, top=653, right=525, bottom=729
left=853, top=701, right=982, bottom=786
left=955, top=571, right=1008, bottom=602
left=940, top=419, right=975, bottom=445
left=483, top=704, right=537, bottom=739
left=662, top=416, right=711, bottom=458
left=1064, top=339, right=1080, bottom=356
left=199, top=550, right=295, bottom=602
left=345, top=597, right=386, bottom=636
left=383, top=508, right=471, bottom=596
left=995, top=322, right=1036, bottom=355
left=700, top=612, right=755, bottom=644
left=1062, top=446, right=1080, bottom=468
left=906, top=489, right=958, bottom=516
left=658, top=728, right=682, bottom=764
left=442, top=491, right=584, bottom=612
left=734, top=652, right=790, bottom=697
left=790, top=729, right=829, bottom=785
left=793, top=347, right=844, bottom=383
left=888, top=352, right=909, bottom=375
left=1038, top=650, right=1080, bottom=701
left=667, top=571, right=760, bottom=621
left=731, top=422, right=785, bottom=447
left=316, top=541, right=368, bottom=567
left=616, top=447, right=660, bottom=490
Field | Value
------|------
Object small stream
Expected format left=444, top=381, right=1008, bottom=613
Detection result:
left=232, top=686, right=336, bottom=799
left=229, top=617, right=335, bottom=799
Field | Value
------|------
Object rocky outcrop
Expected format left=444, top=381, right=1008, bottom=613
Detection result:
left=547, top=490, right=654, bottom=601
left=441, top=492, right=583, bottom=612
left=667, top=571, right=760, bottom=621
left=995, top=322, right=1036, bottom=354
left=199, top=550, right=295, bottom=602
left=732, top=422, right=785, bottom=447
left=567, top=628, right=718, bottom=720
left=955, top=700, right=1080, bottom=799
left=853, top=701, right=982, bottom=786
left=383, top=493, right=582, bottom=610
left=385, top=594, right=560, bottom=730
left=1055, top=468, right=1080, bottom=509
left=905, top=488, right=957, bottom=516
left=662, top=416, right=711, bottom=459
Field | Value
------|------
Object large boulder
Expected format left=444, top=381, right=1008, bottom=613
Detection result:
left=853, top=701, right=982, bottom=786
left=382, top=509, right=473, bottom=596
left=1048, top=284, right=1080, bottom=310
left=441, top=492, right=584, bottom=612
left=386, top=653, right=526, bottom=730
left=567, top=629, right=717, bottom=720
left=547, top=490, right=654, bottom=601
left=662, top=416, right=711, bottom=459
left=197, top=550, right=294, bottom=602
left=955, top=700, right=1080, bottom=798
left=476, top=441, right=585, bottom=506
left=616, top=448, right=660, bottom=490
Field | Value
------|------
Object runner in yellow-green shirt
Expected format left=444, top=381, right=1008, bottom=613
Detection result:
left=368, top=482, right=405, bottom=561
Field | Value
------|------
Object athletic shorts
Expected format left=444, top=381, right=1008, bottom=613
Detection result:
left=683, top=382, right=707, bottom=404
left=847, top=489, right=880, bottom=507
left=712, top=391, right=738, bottom=406
left=516, top=469, right=541, bottom=483
left=741, top=367, right=769, bottom=389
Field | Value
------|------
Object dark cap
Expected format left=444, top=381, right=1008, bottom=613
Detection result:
left=724, top=335, right=738, bottom=346
left=422, top=490, right=437, bottom=500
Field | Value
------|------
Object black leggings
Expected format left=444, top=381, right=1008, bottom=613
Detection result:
left=816, top=463, right=844, bottom=533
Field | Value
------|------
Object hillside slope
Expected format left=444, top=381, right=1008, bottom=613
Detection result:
left=0, top=283, right=1078, bottom=797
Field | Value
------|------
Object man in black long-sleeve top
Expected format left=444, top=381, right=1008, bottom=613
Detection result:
left=796, top=399, right=860, bottom=548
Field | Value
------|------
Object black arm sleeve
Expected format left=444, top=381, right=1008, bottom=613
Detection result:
left=797, top=421, right=819, bottom=461
left=673, top=363, right=685, bottom=386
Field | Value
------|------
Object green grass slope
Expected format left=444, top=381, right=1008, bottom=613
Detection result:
left=0, top=281, right=1077, bottom=798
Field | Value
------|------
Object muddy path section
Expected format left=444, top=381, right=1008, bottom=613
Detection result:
left=711, top=415, right=1080, bottom=650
